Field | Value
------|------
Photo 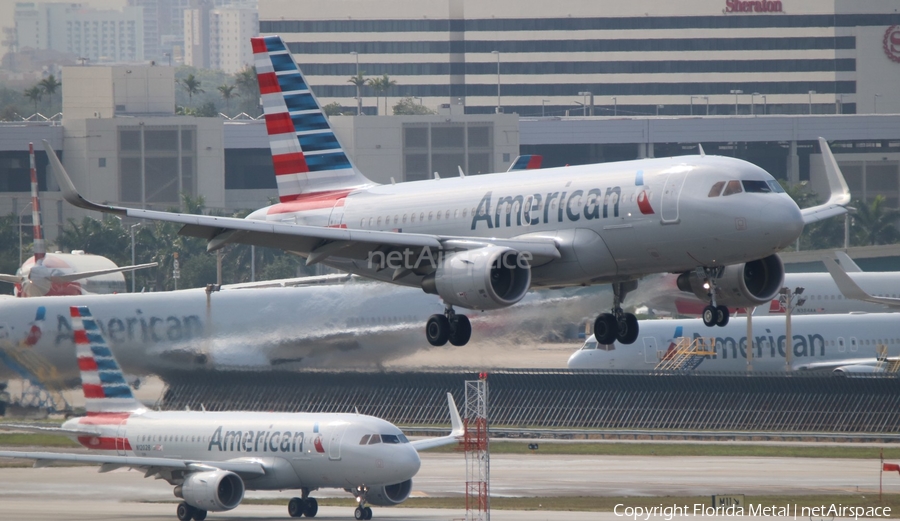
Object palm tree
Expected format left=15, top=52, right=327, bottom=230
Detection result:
left=377, top=74, right=397, bottom=115
left=365, top=76, right=384, bottom=115
left=347, top=72, right=367, bottom=115
left=852, top=195, right=900, bottom=246
left=218, top=84, right=235, bottom=114
left=234, top=66, right=260, bottom=116
left=38, top=75, right=62, bottom=109
left=179, top=74, right=204, bottom=102
left=24, top=86, right=42, bottom=115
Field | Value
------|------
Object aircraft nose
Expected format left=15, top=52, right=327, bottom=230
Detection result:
left=567, top=350, right=588, bottom=369
left=400, top=446, right=421, bottom=478
left=758, top=198, right=803, bottom=249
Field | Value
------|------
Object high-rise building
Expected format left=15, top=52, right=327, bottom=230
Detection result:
left=14, top=2, right=144, bottom=63
left=185, top=4, right=257, bottom=72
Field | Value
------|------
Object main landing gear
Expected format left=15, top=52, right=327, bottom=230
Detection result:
left=425, top=306, right=472, bottom=347
left=353, top=485, right=374, bottom=520
left=698, top=267, right=729, bottom=328
left=288, top=489, right=319, bottom=517
left=594, top=281, right=639, bottom=345
left=176, top=502, right=207, bottom=521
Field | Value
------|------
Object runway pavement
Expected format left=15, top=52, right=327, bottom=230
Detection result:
left=0, top=452, right=886, bottom=520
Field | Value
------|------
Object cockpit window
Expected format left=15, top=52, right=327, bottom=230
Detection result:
left=381, top=434, right=406, bottom=444
left=368, top=434, right=382, bottom=445
left=767, top=180, right=785, bottom=193
left=708, top=181, right=725, bottom=198
left=582, top=340, right=598, bottom=350
left=359, top=434, right=371, bottom=445
left=742, top=180, right=773, bottom=193
left=722, top=180, right=743, bottom=196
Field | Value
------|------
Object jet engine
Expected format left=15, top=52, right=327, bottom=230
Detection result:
left=366, top=479, right=413, bottom=506
left=174, top=470, right=245, bottom=512
left=421, top=246, right=531, bottom=310
left=676, top=254, right=784, bottom=308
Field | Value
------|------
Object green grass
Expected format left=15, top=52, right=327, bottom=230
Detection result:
left=428, top=441, right=900, bottom=459
left=0, top=432, right=79, bottom=448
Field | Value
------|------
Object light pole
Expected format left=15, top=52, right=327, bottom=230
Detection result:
left=751, top=92, right=760, bottom=115
left=690, top=96, right=703, bottom=115
left=837, top=93, right=844, bottom=114
left=130, top=222, right=142, bottom=292
left=350, top=51, right=361, bottom=115
left=573, top=101, right=584, bottom=116
left=656, top=104, right=663, bottom=116
left=491, top=50, right=500, bottom=113
left=611, top=96, right=617, bottom=116
left=874, top=93, right=882, bottom=114
left=808, top=90, right=816, bottom=114
left=779, top=286, right=806, bottom=371
left=577, top=92, right=590, bottom=116
left=541, top=99, right=550, bottom=117
left=413, top=96, right=423, bottom=105
left=760, top=95, right=767, bottom=115
left=730, top=89, right=743, bottom=115
left=163, top=52, right=171, bottom=66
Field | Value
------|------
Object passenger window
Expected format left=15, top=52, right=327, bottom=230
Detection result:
left=445, top=210, right=451, bottom=219
left=411, top=213, right=416, bottom=223
left=708, top=181, right=725, bottom=197
left=368, top=434, right=382, bottom=445
left=454, top=209, right=459, bottom=218
left=420, top=212, right=425, bottom=221
left=436, top=211, right=441, bottom=220
left=428, top=211, right=433, bottom=221
left=722, top=180, right=743, bottom=196
left=377, top=217, right=382, bottom=226
left=394, top=215, right=399, bottom=225
left=368, top=217, right=374, bottom=226
left=360, top=435, right=371, bottom=445
left=402, top=214, right=407, bottom=223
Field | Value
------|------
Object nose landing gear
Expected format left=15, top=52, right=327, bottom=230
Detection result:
left=425, top=306, right=471, bottom=347
left=697, top=267, right=729, bottom=327
left=594, top=281, right=639, bottom=345
left=352, top=485, right=374, bottom=520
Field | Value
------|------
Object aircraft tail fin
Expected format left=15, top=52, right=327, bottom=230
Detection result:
left=507, top=155, right=543, bottom=172
left=28, top=142, right=45, bottom=263
left=251, top=35, right=374, bottom=202
left=70, top=306, right=144, bottom=414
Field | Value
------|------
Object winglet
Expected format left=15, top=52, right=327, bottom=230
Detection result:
left=833, top=251, right=862, bottom=273
left=822, top=257, right=900, bottom=309
left=800, top=138, right=851, bottom=225
left=42, top=140, right=127, bottom=216
left=409, top=392, right=464, bottom=451
left=698, top=144, right=705, bottom=157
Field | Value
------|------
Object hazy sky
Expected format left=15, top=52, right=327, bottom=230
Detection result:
left=0, top=0, right=128, bottom=57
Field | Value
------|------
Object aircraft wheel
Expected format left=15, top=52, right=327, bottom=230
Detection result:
left=594, top=313, right=618, bottom=345
left=193, top=510, right=207, bottom=521
left=288, top=497, right=305, bottom=517
left=426, top=314, right=450, bottom=346
left=355, top=506, right=366, bottom=520
left=364, top=506, right=373, bottom=519
left=448, top=315, right=472, bottom=346
left=305, top=497, right=318, bottom=517
left=176, top=502, right=195, bottom=521
left=702, top=306, right=717, bottom=327
left=617, top=313, right=639, bottom=345
left=715, top=305, right=730, bottom=327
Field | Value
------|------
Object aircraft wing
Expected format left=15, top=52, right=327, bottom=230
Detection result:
left=222, top=273, right=351, bottom=290
left=0, top=423, right=100, bottom=437
left=410, top=393, right=464, bottom=451
left=793, top=358, right=878, bottom=372
left=44, top=141, right=562, bottom=267
left=0, top=450, right=266, bottom=477
left=48, top=262, right=159, bottom=284
left=822, top=257, right=900, bottom=308
left=800, top=137, right=851, bottom=225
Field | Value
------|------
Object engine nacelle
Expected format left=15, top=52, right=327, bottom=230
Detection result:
left=833, top=364, right=882, bottom=375
left=676, top=254, right=784, bottom=308
left=422, top=247, right=531, bottom=310
left=367, top=479, right=413, bottom=506
left=174, top=470, right=244, bottom=512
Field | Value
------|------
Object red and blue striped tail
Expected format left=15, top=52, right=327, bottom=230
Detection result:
left=507, top=155, right=543, bottom=172
left=252, top=35, right=372, bottom=203
left=71, top=306, right=143, bottom=414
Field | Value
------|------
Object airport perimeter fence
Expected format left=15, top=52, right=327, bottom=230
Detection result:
left=159, top=369, right=900, bottom=433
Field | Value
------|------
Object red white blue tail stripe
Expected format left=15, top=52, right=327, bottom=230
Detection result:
left=71, top=305, right=143, bottom=414
left=252, top=35, right=371, bottom=202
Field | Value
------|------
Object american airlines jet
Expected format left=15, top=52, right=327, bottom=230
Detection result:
left=42, top=35, right=848, bottom=348
left=0, top=143, right=156, bottom=297
left=0, top=306, right=463, bottom=521
left=567, top=313, right=900, bottom=373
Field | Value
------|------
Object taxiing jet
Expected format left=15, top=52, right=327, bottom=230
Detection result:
left=629, top=252, right=900, bottom=318
left=0, top=305, right=463, bottom=521
left=0, top=143, right=155, bottom=297
left=42, top=35, right=849, bottom=348
left=567, top=312, right=900, bottom=373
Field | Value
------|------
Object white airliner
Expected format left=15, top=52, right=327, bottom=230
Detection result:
left=0, top=143, right=156, bottom=297
left=567, top=313, right=900, bottom=373
left=42, top=35, right=849, bottom=348
left=0, top=276, right=603, bottom=385
left=629, top=252, right=900, bottom=317
left=0, top=305, right=463, bottom=521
